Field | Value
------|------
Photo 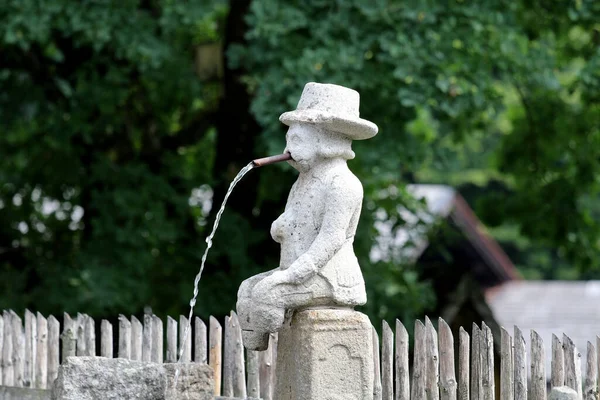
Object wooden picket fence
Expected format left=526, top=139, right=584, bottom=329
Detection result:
left=0, top=310, right=276, bottom=399
left=1, top=309, right=598, bottom=400
left=372, top=318, right=596, bottom=400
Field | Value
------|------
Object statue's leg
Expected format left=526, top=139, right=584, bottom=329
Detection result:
left=242, top=275, right=334, bottom=351
left=242, top=302, right=285, bottom=351
left=278, top=274, right=335, bottom=309
left=236, top=270, right=277, bottom=351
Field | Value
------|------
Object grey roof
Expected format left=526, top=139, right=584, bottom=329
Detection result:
left=489, top=280, right=600, bottom=379
left=369, top=184, right=517, bottom=283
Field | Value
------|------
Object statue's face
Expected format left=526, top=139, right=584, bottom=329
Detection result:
left=284, top=123, right=319, bottom=171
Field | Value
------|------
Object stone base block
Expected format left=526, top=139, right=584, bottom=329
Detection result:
left=275, top=308, right=374, bottom=400
left=50, top=357, right=213, bottom=400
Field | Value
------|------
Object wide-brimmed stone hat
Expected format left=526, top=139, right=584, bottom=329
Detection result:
left=279, top=82, right=378, bottom=140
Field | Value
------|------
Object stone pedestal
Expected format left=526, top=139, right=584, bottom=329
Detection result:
left=275, top=308, right=373, bottom=400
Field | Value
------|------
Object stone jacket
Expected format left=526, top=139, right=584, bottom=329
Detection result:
left=270, top=163, right=367, bottom=306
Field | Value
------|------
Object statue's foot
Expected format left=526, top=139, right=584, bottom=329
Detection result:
left=242, top=330, right=269, bottom=351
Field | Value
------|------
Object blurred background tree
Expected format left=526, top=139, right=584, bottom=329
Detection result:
left=0, top=0, right=598, bottom=322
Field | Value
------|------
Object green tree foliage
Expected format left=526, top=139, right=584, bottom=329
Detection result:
left=0, top=0, right=598, bottom=322
left=0, top=0, right=227, bottom=316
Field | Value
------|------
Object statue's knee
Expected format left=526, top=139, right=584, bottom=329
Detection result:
left=253, top=304, right=285, bottom=332
left=237, top=278, right=254, bottom=300
left=237, top=307, right=251, bottom=330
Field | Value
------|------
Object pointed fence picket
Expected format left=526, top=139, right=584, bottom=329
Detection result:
left=2, top=309, right=600, bottom=400
left=458, top=327, right=470, bottom=400
left=381, top=320, right=393, bottom=400
left=500, top=327, right=514, bottom=400
left=373, top=325, right=383, bottom=400
left=100, top=319, right=112, bottom=358
left=396, top=320, right=410, bottom=400
left=438, top=318, right=456, bottom=400
left=0, top=313, right=3, bottom=386
left=222, top=315, right=233, bottom=397
left=584, top=342, right=597, bottom=400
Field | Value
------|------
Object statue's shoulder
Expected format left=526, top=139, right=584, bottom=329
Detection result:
left=327, top=165, right=363, bottom=199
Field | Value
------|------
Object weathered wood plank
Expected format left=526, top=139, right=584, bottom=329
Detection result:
left=142, top=314, right=153, bottom=362
left=259, top=337, right=272, bottom=400
left=0, top=312, right=3, bottom=386
left=222, top=315, right=233, bottom=397
left=471, top=324, right=481, bottom=400
left=500, top=327, right=514, bottom=400
left=209, top=316, right=223, bottom=396
left=412, top=320, right=427, bottom=400
left=439, top=318, right=456, bottom=400
left=194, top=317, right=207, bottom=364
left=166, top=316, right=177, bottom=363
left=531, top=330, right=546, bottom=400
left=35, top=313, right=47, bottom=390
left=152, top=315, right=163, bottom=363
left=47, top=315, right=59, bottom=385
left=247, top=349, right=260, bottom=399
left=270, top=332, right=278, bottom=390
left=584, top=342, right=597, bottom=400
left=24, top=310, right=36, bottom=388
left=258, top=338, right=273, bottom=400
left=84, top=315, right=95, bottom=356
left=231, top=312, right=247, bottom=399
left=61, top=313, right=76, bottom=362
left=12, top=311, right=24, bottom=387
left=2, top=311, right=14, bottom=387
left=563, top=333, right=582, bottom=400
left=552, top=334, right=565, bottom=388
left=76, top=313, right=86, bottom=357
left=373, top=325, right=382, bottom=400
left=179, top=315, right=192, bottom=363
left=481, top=323, right=494, bottom=400
left=426, top=317, right=440, bottom=400
left=101, top=320, right=113, bottom=358
left=597, top=337, right=600, bottom=400
left=395, top=319, right=410, bottom=400
left=458, top=327, right=469, bottom=400
left=514, top=326, right=527, bottom=400
left=131, top=316, right=142, bottom=361
left=118, top=314, right=131, bottom=359
left=382, top=320, right=393, bottom=400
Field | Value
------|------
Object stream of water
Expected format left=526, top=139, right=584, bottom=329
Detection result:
left=174, top=161, right=254, bottom=386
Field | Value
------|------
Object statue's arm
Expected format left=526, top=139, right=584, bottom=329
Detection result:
left=285, top=175, right=363, bottom=284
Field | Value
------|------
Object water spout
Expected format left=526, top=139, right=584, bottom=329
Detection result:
left=174, top=153, right=291, bottom=387
left=252, top=152, right=292, bottom=167
left=175, top=162, right=254, bottom=386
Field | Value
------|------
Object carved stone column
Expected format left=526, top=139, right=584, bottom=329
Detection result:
left=275, top=308, right=374, bottom=400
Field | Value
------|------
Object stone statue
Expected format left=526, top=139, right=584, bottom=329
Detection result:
left=236, top=82, right=378, bottom=351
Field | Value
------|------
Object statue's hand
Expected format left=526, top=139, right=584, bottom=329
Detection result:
left=286, top=254, right=317, bottom=284
left=252, top=270, right=289, bottom=297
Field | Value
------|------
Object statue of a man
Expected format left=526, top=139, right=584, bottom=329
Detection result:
left=237, top=82, right=378, bottom=350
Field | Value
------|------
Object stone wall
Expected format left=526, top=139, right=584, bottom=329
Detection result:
left=50, top=357, right=213, bottom=400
